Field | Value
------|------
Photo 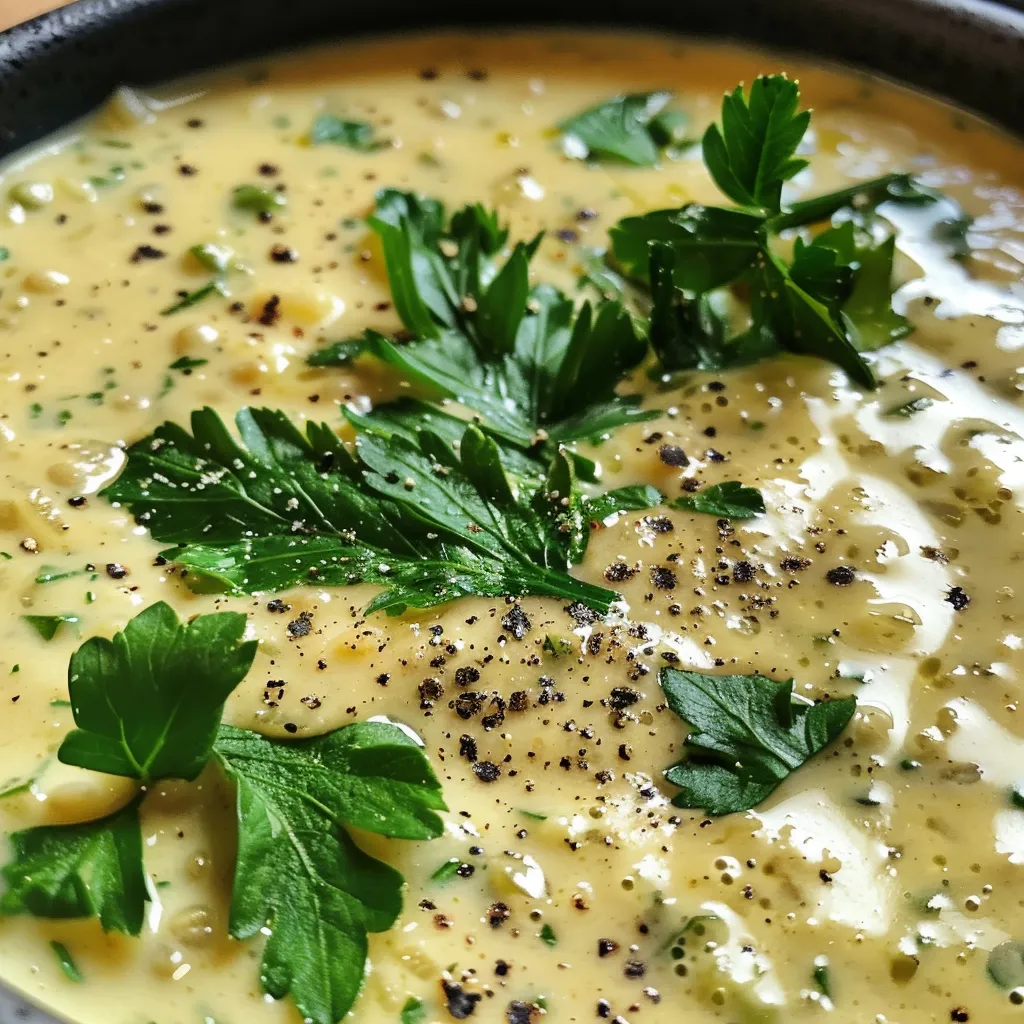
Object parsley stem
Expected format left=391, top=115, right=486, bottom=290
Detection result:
left=769, top=172, right=914, bottom=232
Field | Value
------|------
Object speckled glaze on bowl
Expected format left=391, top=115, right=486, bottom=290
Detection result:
left=0, top=0, right=1022, bottom=1022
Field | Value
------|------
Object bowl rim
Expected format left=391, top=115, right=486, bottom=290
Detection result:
left=1, top=0, right=1023, bottom=156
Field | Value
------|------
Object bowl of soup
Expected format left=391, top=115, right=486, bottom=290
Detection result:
left=0, top=3, right=1023, bottom=1024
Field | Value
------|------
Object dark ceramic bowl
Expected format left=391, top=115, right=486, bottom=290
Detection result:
left=0, top=0, right=1022, bottom=1020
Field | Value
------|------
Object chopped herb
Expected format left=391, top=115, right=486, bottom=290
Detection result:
left=58, top=602, right=256, bottom=783
left=0, top=246, right=9, bottom=261
left=232, top=184, right=287, bottom=216
left=168, top=355, right=209, bottom=372
left=102, top=407, right=646, bottom=613
left=50, top=699, right=72, bottom=708
left=813, top=957, right=833, bottom=1000
left=88, top=165, right=126, bottom=189
left=883, top=395, right=934, bottom=417
left=160, top=279, right=226, bottom=316
left=0, top=757, right=49, bottom=800
left=309, top=115, right=389, bottom=151
left=0, top=797, right=147, bottom=935
left=539, top=923, right=557, bottom=947
left=431, top=858, right=463, bottom=883
left=401, top=997, right=427, bottom=1024
left=34, top=565, right=88, bottom=585
left=50, top=940, right=83, bottom=983
left=659, top=668, right=856, bottom=814
left=1011, top=782, right=1024, bottom=810
left=668, top=481, right=765, bottom=519
left=22, top=614, right=80, bottom=641
left=559, top=91, right=690, bottom=166
left=29, top=403, right=43, bottom=419
left=543, top=635, right=574, bottom=657
left=519, top=809, right=548, bottom=821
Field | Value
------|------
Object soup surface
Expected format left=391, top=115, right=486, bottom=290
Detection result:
left=1, top=29, right=1023, bottom=1024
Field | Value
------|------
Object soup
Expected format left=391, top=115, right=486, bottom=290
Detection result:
left=1, top=29, right=1023, bottom=1024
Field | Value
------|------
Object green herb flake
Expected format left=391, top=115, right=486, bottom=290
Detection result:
left=430, top=858, right=463, bottom=884
left=539, top=923, right=557, bottom=947
left=168, top=356, right=209, bottom=373
left=813, top=957, right=833, bottom=1000
left=50, top=940, right=83, bottom=983
left=309, top=115, right=389, bottom=152
left=669, top=482, right=765, bottom=520
left=34, top=565, right=88, bottom=585
left=883, top=396, right=934, bottom=417
left=232, top=184, right=287, bottom=216
left=543, top=635, right=574, bottom=657
left=160, top=279, right=226, bottom=316
left=659, top=668, right=856, bottom=815
left=400, top=996, right=427, bottom=1024
left=0, top=247, right=9, bottom=262
left=22, top=614, right=80, bottom=641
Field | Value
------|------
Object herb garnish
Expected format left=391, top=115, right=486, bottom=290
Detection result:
left=610, top=75, right=948, bottom=387
left=215, top=722, right=445, bottom=1024
left=2, top=605, right=447, bottom=1024
left=559, top=92, right=689, bottom=166
left=659, top=668, right=855, bottom=814
left=1, top=796, right=147, bottom=935
left=58, top=602, right=256, bottom=783
left=309, top=190, right=655, bottom=453
left=102, top=406, right=654, bottom=613
left=668, top=481, right=765, bottom=519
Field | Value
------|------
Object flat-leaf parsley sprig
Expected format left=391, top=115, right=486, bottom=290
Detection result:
left=610, top=74, right=959, bottom=387
left=1, top=603, right=446, bottom=1024
left=309, top=190, right=656, bottom=458
left=101, top=406, right=660, bottom=614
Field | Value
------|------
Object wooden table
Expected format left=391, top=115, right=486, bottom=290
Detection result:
left=1, top=0, right=66, bottom=32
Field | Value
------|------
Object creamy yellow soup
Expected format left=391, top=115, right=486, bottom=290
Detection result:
left=1, top=29, right=1023, bottom=1024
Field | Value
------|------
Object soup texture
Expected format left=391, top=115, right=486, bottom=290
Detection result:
left=0, top=30, right=1023, bottom=1024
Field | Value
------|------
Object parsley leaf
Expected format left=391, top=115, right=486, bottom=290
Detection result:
left=668, top=482, right=765, bottom=519
left=312, top=192, right=655, bottom=449
left=0, top=796, right=147, bottom=935
left=559, top=92, right=689, bottom=166
left=58, top=602, right=257, bottom=783
left=659, top=668, right=855, bottom=815
left=606, top=77, right=956, bottom=388
left=102, top=407, right=636, bottom=614
left=214, top=720, right=446, bottom=1024
left=701, top=74, right=810, bottom=213
left=309, top=115, right=388, bottom=152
